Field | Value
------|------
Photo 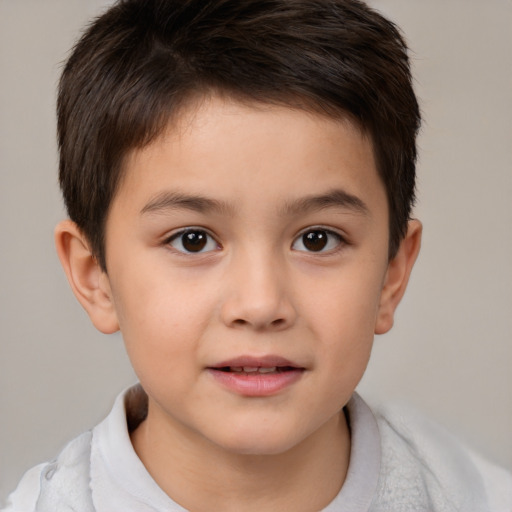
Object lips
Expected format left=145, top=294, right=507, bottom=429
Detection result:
left=220, top=366, right=288, bottom=374
left=207, top=356, right=305, bottom=396
left=211, top=355, right=302, bottom=369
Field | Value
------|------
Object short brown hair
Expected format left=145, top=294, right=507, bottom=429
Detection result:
left=58, top=0, right=420, bottom=270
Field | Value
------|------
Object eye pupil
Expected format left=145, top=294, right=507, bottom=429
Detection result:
left=182, top=231, right=207, bottom=252
left=303, top=230, right=328, bottom=252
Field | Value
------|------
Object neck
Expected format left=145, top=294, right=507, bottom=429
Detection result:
left=131, top=400, right=351, bottom=512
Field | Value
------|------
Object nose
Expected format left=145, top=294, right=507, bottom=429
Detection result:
left=220, top=249, right=297, bottom=331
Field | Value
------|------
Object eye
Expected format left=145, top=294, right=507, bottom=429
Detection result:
left=167, top=229, right=219, bottom=254
left=292, top=228, right=343, bottom=253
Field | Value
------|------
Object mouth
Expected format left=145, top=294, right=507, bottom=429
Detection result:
left=215, top=365, right=299, bottom=374
left=207, top=356, right=305, bottom=396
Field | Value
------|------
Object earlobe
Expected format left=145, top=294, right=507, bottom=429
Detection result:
left=375, top=220, right=422, bottom=335
left=54, top=220, right=119, bottom=334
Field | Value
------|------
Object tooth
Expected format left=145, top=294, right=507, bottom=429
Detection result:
left=258, top=367, right=277, bottom=373
left=243, top=367, right=259, bottom=372
left=231, top=367, right=243, bottom=372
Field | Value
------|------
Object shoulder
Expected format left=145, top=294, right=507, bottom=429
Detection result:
left=372, top=403, right=512, bottom=512
left=2, top=462, right=45, bottom=512
left=3, top=431, right=93, bottom=512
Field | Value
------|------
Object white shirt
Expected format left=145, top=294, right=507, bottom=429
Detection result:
left=92, top=385, right=381, bottom=510
left=4, top=385, right=512, bottom=511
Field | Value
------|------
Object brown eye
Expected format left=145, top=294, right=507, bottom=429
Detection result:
left=182, top=231, right=207, bottom=252
left=292, top=229, right=343, bottom=253
left=303, top=230, right=328, bottom=251
left=169, top=229, right=218, bottom=253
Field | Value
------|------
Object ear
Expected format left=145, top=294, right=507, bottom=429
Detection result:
left=375, top=220, right=422, bottom=335
left=55, top=220, right=119, bottom=334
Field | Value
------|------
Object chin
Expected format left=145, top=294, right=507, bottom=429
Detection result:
left=209, top=424, right=306, bottom=457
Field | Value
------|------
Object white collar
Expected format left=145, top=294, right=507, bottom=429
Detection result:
left=91, top=385, right=381, bottom=511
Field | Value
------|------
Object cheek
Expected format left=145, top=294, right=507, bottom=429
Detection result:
left=299, top=266, right=384, bottom=380
left=110, top=271, right=217, bottom=379
left=302, top=267, right=384, bottom=339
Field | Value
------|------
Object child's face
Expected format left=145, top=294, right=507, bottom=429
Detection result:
left=103, top=97, right=393, bottom=454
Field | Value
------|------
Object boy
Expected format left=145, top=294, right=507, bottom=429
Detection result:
left=4, top=0, right=512, bottom=510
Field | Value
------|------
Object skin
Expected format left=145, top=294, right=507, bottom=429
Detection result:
left=56, top=96, right=421, bottom=511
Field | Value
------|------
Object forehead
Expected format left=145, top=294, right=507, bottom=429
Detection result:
left=114, top=96, right=386, bottom=219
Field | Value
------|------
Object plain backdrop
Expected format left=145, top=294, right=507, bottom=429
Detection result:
left=1, top=0, right=511, bottom=503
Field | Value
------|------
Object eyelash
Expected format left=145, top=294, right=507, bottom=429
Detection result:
left=165, top=228, right=220, bottom=254
left=163, top=227, right=347, bottom=255
left=291, top=227, right=346, bottom=254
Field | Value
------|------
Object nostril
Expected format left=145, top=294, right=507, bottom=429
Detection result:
left=230, top=317, right=287, bottom=329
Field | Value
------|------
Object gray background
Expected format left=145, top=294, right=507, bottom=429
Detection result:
left=1, top=0, right=511, bottom=502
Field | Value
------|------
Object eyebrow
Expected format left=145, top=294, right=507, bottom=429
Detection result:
left=140, top=191, right=234, bottom=216
left=280, top=189, right=370, bottom=217
left=140, top=188, right=369, bottom=218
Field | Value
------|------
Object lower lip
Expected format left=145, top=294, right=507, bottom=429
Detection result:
left=207, top=369, right=304, bottom=396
